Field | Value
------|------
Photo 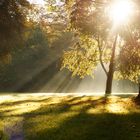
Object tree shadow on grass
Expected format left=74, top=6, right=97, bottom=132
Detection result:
left=19, top=96, right=140, bottom=140
left=29, top=113, right=140, bottom=140
left=0, top=95, right=140, bottom=140
left=0, top=97, right=52, bottom=107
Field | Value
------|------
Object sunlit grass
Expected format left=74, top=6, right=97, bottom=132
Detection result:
left=0, top=93, right=140, bottom=140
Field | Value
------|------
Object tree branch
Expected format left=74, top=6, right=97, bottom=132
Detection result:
left=97, top=36, right=108, bottom=76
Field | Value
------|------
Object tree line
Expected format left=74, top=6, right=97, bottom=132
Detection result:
left=0, top=0, right=140, bottom=99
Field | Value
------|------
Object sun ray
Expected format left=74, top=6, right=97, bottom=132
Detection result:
left=108, top=0, right=135, bottom=26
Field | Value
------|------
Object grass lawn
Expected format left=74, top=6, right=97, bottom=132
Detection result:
left=0, top=93, right=140, bottom=140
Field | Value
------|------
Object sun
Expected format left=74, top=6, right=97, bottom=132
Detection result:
left=109, top=0, right=135, bottom=26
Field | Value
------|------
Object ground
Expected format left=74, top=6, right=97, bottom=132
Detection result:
left=0, top=93, right=140, bottom=140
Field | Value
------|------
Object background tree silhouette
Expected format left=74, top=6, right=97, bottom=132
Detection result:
left=0, top=0, right=30, bottom=63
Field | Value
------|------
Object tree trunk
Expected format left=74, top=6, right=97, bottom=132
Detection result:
left=134, top=83, right=140, bottom=104
left=136, top=83, right=140, bottom=100
left=105, top=35, right=118, bottom=95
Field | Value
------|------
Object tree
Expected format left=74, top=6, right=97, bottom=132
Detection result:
left=0, top=0, right=30, bottom=63
left=61, top=0, right=121, bottom=94
left=116, top=37, right=140, bottom=100
left=116, top=4, right=140, bottom=99
left=61, top=0, right=140, bottom=95
left=117, top=43, right=140, bottom=95
left=27, top=0, right=68, bottom=47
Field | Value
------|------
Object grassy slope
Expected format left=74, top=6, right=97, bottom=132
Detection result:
left=0, top=94, right=140, bottom=140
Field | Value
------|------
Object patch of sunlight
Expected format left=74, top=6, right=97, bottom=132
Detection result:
left=0, top=94, right=49, bottom=104
left=1, top=102, right=42, bottom=116
left=0, top=95, right=16, bottom=104
left=106, top=103, right=129, bottom=114
left=106, top=96, right=133, bottom=114
left=48, top=97, right=62, bottom=104
left=13, top=103, right=41, bottom=115
left=87, top=103, right=129, bottom=114
left=0, top=94, right=53, bottom=115
left=70, top=103, right=90, bottom=111
left=87, top=106, right=105, bottom=114
left=87, top=96, right=138, bottom=114
left=0, top=94, right=69, bottom=117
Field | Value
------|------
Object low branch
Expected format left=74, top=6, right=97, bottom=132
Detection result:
left=97, top=36, right=108, bottom=76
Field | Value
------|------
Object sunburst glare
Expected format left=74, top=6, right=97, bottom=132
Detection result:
left=108, top=0, right=135, bottom=26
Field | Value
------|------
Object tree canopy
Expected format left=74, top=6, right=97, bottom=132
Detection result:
left=61, top=0, right=140, bottom=94
left=0, top=0, right=30, bottom=63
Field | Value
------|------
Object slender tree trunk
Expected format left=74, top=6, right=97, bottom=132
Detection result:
left=105, top=35, right=118, bottom=95
left=136, top=83, right=140, bottom=100
left=138, top=83, right=140, bottom=95
left=134, top=83, right=140, bottom=104
left=98, top=36, right=108, bottom=77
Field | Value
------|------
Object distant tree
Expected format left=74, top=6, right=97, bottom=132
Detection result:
left=26, top=26, right=48, bottom=48
left=117, top=43, right=140, bottom=95
left=27, top=0, right=68, bottom=47
left=0, top=0, right=30, bottom=63
left=116, top=6, right=140, bottom=99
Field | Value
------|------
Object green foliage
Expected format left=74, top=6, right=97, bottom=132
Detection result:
left=63, top=0, right=140, bottom=86
left=62, top=0, right=112, bottom=78
left=61, top=34, right=99, bottom=78
left=116, top=30, right=140, bottom=84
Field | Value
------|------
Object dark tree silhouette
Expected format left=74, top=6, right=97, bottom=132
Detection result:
left=0, top=0, right=30, bottom=63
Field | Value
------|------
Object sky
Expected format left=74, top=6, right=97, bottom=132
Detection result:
left=28, top=0, right=45, bottom=5
left=28, top=0, right=63, bottom=6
